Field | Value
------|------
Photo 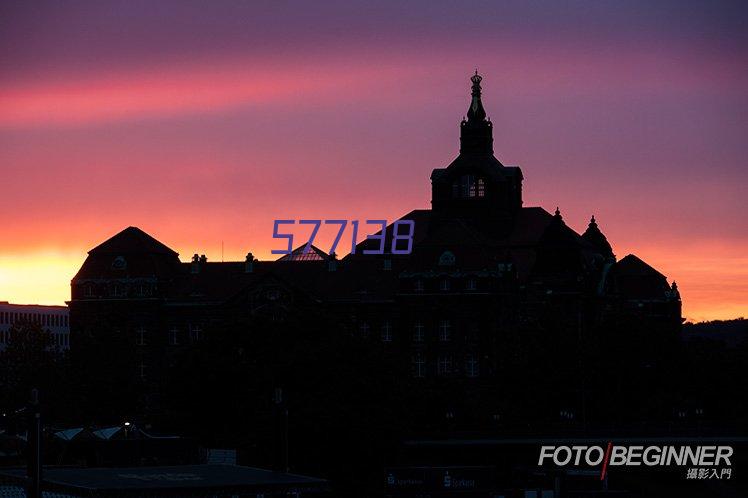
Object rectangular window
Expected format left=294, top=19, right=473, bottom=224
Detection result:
left=437, top=355, right=453, bottom=376
left=465, top=354, right=480, bottom=377
left=438, top=320, right=451, bottom=341
left=380, top=321, right=392, bottom=342
left=412, top=353, right=426, bottom=378
left=169, top=327, right=179, bottom=345
left=413, top=321, right=424, bottom=342
left=136, top=327, right=146, bottom=346
left=189, top=324, right=202, bottom=342
left=358, top=322, right=370, bottom=337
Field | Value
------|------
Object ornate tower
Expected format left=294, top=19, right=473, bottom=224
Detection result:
left=460, top=71, right=493, bottom=154
left=431, top=72, right=523, bottom=221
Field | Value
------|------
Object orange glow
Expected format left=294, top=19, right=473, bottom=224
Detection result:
left=2, top=232, right=745, bottom=323
left=1, top=48, right=746, bottom=322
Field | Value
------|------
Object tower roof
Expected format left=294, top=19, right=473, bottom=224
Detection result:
left=582, top=215, right=614, bottom=259
left=459, top=71, right=493, bottom=154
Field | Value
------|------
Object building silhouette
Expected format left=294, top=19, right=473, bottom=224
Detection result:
left=68, top=73, right=682, bottom=421
left=0, top=301, right=70, bottom=352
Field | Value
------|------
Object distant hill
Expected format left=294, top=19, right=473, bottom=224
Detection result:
left=682, top=318, right=748, bottom=347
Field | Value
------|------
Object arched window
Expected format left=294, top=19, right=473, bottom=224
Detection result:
left=452, top=175, right=486, bottom=198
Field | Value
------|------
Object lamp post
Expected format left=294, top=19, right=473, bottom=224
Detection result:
left=27, top=388, right=41, bottom=498
left=273, top=387, right=289, bottom=473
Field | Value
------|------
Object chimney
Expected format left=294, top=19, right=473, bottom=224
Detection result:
left=191, top=254, right=200, bottom=274
left=245, top=252, right=255, bottom=273
left=327, top=252, right=338, bottom=272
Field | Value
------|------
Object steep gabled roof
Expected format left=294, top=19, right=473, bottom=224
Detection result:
left=615, top=254, right=667, bottom=279
left=607, top=254, right=671, bottom=299
left=89, top=227, right=178, bottom=256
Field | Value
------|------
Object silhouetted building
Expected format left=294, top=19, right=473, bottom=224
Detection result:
left=0, top=301, right=70, bottom=352
left=68, top=73, right=682, bottom=423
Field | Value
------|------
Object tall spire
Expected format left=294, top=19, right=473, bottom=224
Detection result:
left=467, top=70, right=487, bottom=122
left=460, top=71, right=493, bottom=154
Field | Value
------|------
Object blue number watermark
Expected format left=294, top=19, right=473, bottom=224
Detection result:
left=271, top=219, right=415, bottom=255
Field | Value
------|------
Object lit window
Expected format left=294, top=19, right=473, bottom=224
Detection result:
left=438, top=320, right=451, bottom=341
left=453, top=175, right=486, bottom=199
left=380, top=321, right=392, bottom=342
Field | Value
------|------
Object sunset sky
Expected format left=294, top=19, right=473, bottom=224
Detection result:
left=1, top=0, right=746, bottom=322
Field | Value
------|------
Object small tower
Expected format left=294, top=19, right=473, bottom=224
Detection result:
left=582, top=215, right=615, bottom=260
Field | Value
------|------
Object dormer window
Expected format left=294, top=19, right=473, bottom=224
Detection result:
left=466, top=278, right=477, bottom=291
left=112, top=284, right=125, bottom=297
left=440, top=279, right=451, bottom=291
left=452, top=175, right=486, bottom=199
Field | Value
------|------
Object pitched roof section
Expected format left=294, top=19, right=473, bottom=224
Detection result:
left=615, top=254, right=667, bottom=279
left=89, top=227, right=178, bottom=256
left=276, top=244, right=329, bottom=262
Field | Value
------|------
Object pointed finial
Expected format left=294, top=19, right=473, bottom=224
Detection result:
left=555, top=207, right=560, bottom=216
left=467, top=71, right=486, bottom=122
left=470, top=69, right=482, bottom=85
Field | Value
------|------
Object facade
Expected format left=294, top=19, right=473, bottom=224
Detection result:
left=0, top=301, right=70, bottom=351
left=68, top=73, right=682, bottom=420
